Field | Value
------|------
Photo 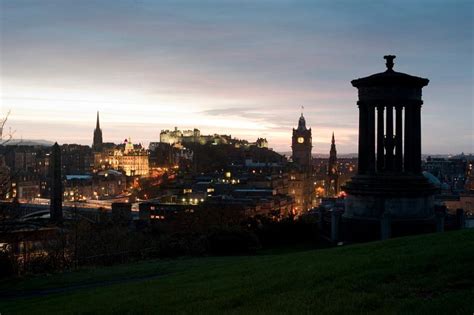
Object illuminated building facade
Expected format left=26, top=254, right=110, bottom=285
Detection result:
left=94, top=138, right=149, bottom=177
left=160, top=127, right=201, bottom=145
left=121, top=138, right=149, bottom=176
left=64, top=170, right=126, bottom=201
left=159, top=126, right=264, bottom=147
left=288, top=171, right=314, bottom=215
left=160, top=127, right=232, bottom=145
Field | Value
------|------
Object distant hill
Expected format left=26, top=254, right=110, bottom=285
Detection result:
left=4, top=139, right=54, bottom=146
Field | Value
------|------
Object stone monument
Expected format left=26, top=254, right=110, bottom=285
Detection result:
left=343, top=55, right=437, bottom=239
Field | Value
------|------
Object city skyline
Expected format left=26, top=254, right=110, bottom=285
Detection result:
left=1, top=0, right=473, bottom=153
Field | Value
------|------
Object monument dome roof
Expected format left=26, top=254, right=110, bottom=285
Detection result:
left=351, top=55, right=429, bottom=88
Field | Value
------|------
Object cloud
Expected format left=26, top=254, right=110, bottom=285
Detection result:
left=1, top=0, right=472, bottom=153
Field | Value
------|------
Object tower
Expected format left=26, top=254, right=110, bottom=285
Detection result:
left=92, top=111, right=103, bottom=152
left=289, top=112, right=314, bottom=215
left=291, top=113, right=312, bottom=169
left=327, top=132, right=339, bottom=196
left=343, top=55, right=437, bottom=240
left=50, top=142, right=63, bottom=223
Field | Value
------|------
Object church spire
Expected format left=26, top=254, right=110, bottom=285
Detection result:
left=96, top=111, right=100, bottom=129
left=93, top=111, right=103, bottom=152
left=329, top=132, right=337, bottom=168
left=330, top=132, right=337, bottom=154
left=327, top=132, right=339, bottom=194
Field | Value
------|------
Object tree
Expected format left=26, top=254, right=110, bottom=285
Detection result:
left=0, top=110, right=13, bottom=143
left=0, top=110, right=16, bottom=199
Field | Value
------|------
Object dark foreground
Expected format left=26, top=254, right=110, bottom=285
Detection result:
left=1, top=230, right=473, bottom=314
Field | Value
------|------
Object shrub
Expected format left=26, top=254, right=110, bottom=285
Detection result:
left=0, top=250, right=15, bottom=278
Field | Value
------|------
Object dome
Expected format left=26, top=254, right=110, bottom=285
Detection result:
left=422, top=171, right=441, bottom=188
left=98, top=169, right=123, bottom=177
left=351, top=55, right=429, bottom=88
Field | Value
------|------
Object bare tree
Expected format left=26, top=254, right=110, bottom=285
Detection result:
left=0, top=110, right=13, bottom=143
left=0, top=110, right=16, bottom=198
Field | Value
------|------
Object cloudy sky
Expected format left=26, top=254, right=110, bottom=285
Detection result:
left=1, top=0, right=472, bottom=153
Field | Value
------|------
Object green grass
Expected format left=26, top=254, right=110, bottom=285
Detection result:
left=1, top=230, right=473, bottom=314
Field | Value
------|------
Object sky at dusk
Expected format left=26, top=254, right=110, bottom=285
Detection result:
left=0, top=0, right=472, bottom=154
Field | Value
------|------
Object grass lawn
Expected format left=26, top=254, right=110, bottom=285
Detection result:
left=1, top=230, right=473, bottom=314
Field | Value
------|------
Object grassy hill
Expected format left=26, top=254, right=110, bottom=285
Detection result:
left=1, top=230, right=473, bottom=314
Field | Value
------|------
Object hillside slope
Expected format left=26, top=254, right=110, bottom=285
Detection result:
left=1, top=230, right=473, bottom=314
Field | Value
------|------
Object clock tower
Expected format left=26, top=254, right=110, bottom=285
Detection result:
left=292, top=113, right=312, bottom=168
left=289, top=112, right=314, bottom=215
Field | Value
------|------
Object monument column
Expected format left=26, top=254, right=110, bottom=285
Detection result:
left=358, top=102, right=368, bottom=174
left=385, top=105, right=394, bottom=171
left=395, top=106, right=403, bottom=172
left=412, top=103, right=422, bottom=174
left=404, top=105, right=413, bottom=173
left=377, top=105, right=385, bottom=172
left=367, top=104, right=376, bottom=174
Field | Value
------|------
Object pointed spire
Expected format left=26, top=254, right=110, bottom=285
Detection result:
left=328, top=132, right=338, bottom=177
left=330, top=132, right=337, bottom=155
left=96, top=111, right=100, bottom=129
left=93, top=111, right=103, bottom=151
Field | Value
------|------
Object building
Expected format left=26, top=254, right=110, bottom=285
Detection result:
left=64, top=169, right=126, bottom=201
left=255, top=138, right=269, bottom=149
left=4, top=146, right=40, bottom=173
left=288, top=171, right=314, bottom=215
left=95, top=138, right=150, bottom=176
left=159, top=126, right=266, bottom=149
left=423, top=156, right=467, bottom=192
left=160, top=127, right=232, bottom=145
left=11, top=171, right=41, bottom=201
left=61, top=144, right=93, bottom=175
left=119, top=139, right=149, bottom=176
left=93, top=132, right=149, bottom=177
left=1, top=145, right=51, bottom=200
left=92, top=108, right=150, bottom=176
left=289, top=113, right=314, bottom=215
left=148, top=142, right=193, bottom=168
left=64, top=175, right=93, bottom=201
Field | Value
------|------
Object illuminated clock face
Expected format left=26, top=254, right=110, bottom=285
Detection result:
left=297, top=137, right=304, bottom=144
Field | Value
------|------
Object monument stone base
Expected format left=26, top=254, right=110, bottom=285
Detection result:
left=342, top=174, right=438, bottom=241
